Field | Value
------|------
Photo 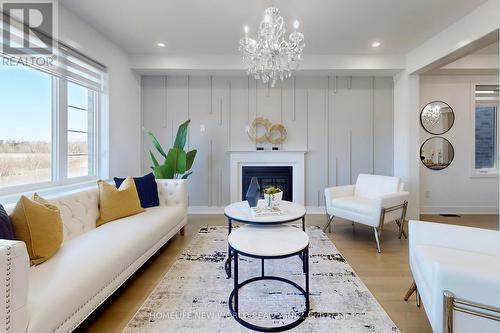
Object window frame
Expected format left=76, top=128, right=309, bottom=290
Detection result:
left=0, top=69, right=102, bottom=197
left=65, top=81, right=98, bottom=180
left=470, top=81, right=499, bottom=178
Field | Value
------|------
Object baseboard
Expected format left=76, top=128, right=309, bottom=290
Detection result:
left=188, top=206, right=225, bottom=214
left=420, top=206, right=499, bottom=215
left=188, top=205, right=327, bottom=214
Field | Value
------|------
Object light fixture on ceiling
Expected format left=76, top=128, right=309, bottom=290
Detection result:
left=371, top=41, right=381, bottom=48
left=239, top=6, right=305, bottom=87
left=422, top=104, right=441, bottom=126
left=157, top=42, right=166, bottom=48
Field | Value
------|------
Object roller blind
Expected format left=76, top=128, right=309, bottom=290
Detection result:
left=1, top=11, right=107, bottom=91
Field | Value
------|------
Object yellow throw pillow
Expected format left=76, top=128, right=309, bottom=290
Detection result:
left=97, top=177, right=145, bottom=226
left=10, top=194, right=63, bottom=266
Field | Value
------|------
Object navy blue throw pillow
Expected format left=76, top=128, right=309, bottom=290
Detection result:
left=114, top=173, right=160, bottom=208
left=0, top=204, right=15, bottom=240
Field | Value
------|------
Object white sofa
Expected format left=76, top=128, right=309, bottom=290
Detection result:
left=324, top=174, right=409, bottom=252
left=407, top=220, right=500, bottom=333
left=0, top=179, right=187, bottom=333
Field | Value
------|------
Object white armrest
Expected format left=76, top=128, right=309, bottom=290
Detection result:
left=0, top=240, right=29, bottom=333
left=324, top=185, right=355, bottom=203
left=409, top=221, right=500, bottom=256
left=157, top=179, right=188, bottom=212
left=430, top=260, right=500, bottom=331
left=373, top=191, right=409, bottom=210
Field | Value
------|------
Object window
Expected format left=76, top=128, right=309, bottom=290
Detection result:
left=0, top=66, right=53, bottom=187
left=0, top=66, right=100, bottom=191
left=67, top=82, right=96, bottom=178
left=473, top=84, right=499, bottom=176
left=0, top=15, right=106, bottom=194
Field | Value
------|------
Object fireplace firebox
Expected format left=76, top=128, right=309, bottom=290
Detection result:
left=241, top=166, right=293, bottom=202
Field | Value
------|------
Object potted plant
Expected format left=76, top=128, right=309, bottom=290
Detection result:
left=144, top=120, right=197, bottom=179
left=263, top=186, right=283, bottom=208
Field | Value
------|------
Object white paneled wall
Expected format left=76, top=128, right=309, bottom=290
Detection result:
left=142, top=76, right=394, bottom=209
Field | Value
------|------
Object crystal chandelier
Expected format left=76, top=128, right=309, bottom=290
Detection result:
left=239, top=6, right=305, bottom=87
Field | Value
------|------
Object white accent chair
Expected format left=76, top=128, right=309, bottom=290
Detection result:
left=405, top=220, right=500, bottom=333
left=324, top=174, right=409, bottom=253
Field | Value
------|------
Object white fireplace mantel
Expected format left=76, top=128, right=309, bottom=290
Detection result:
left=228, top=150, right=307, bottom=205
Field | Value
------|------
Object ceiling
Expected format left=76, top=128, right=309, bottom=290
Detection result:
left=60, top=0, right=487, bottom=56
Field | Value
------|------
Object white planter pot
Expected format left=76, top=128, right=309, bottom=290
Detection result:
left=264, top=191, right=283, bottom=207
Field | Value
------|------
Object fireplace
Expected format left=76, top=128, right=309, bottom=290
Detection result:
left=229, top=151, right=306, bottom=205
left=242, top=166, right=293, bottom=202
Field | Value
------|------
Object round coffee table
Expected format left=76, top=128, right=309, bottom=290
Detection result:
left=224, top=200, right=307, bottom=278
left=228, top=225, right=310, bottom=332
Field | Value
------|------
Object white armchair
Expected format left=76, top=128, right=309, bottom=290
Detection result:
left=324, top=174, right=409, bottom=253
left=405, top=221, right=500, bottom=333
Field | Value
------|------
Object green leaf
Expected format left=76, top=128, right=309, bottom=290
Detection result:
left=173, top=120, right=190, bottom=150
left=149, top=150, right=160, bottom=168
left=181, top=171, right=193, bottom=179
left=152, top=165, right=165, bottom=178
left=186, top=149, right=197, bottom=171
left=164, top=148, right=179, bottom=179
left=145, top=128, right=167, bottom=159
left=176, top=149, right=187, bottom=174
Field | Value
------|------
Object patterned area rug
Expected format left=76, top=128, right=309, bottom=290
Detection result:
left=123, top=226, right=399, bottom=333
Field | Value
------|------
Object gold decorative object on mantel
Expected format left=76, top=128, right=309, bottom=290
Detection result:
left=247, top=117, right=271, bottom=143
left=266, top=124, right=287, bottom=144
left=246, top=117, right=287, bottom=145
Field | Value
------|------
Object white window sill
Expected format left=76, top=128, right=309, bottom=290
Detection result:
left=0, top=177, right=103, bottom=207
left=470, top=171, right=499, bottom=179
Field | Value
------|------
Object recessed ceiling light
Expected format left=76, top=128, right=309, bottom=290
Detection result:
left=157, top=42, right=166, bottom=48
left=371, top=41, right=381, bottom=48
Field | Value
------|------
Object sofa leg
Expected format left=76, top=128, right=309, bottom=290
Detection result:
left=374, top=227, right=381, bottom=253
left=180, top=226, right=185, bottom=236
left=404, top=281, right=417, bottom=301
left=323, top=215, right=334, bottom=233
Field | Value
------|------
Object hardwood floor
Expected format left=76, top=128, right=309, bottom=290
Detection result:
left=76, top=214, right=498, bottom=333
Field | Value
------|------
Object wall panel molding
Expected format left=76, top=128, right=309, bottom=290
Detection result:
left=142, top=75, right=394, bottom=207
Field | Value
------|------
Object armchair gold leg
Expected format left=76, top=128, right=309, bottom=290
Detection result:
left=396, top=219, right=408, bottom=239
left=373, top=227, right=381, bottom=253
left=323, top=215, right=334, bottom=233
left=416, top=290, right=421, bottom=308
left=180, top=226, right=185, bottom=236
left=404, top=281, right=417, bottom=301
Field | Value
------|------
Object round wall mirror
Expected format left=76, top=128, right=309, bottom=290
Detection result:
left=420, top=137, right=454, bottom=170
left=420, top=101, right=455, bottom=135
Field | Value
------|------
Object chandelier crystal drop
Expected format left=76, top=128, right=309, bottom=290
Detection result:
left=422, top=104, right=441, bottom=126
left=239, top=6, right=305, bottom=87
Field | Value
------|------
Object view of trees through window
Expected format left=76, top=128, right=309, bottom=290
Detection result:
left=0, top=66, right=96, bottom=188
left=475, top=85, right=499, bottom=172
left=0, top=66, right=52, bottom=187
left=67, top=82, right=93, bottom=178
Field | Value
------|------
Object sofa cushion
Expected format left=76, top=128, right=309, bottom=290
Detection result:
left=26, top=205, right=185, bottom=333
left=414, top=244, right=500, bottom=292
left=49, top=188, right=99, bottom=242
left=0, top=203, right=14, bottom=240
left=97, top=178, right=145, bottom=226
left=114, top=173, right=160, bottom=208
left=10, top=195, right=63, bottom=266
left=354, top=174, right=400, bottom=199
left=331, top=196, right=373, bottom=215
